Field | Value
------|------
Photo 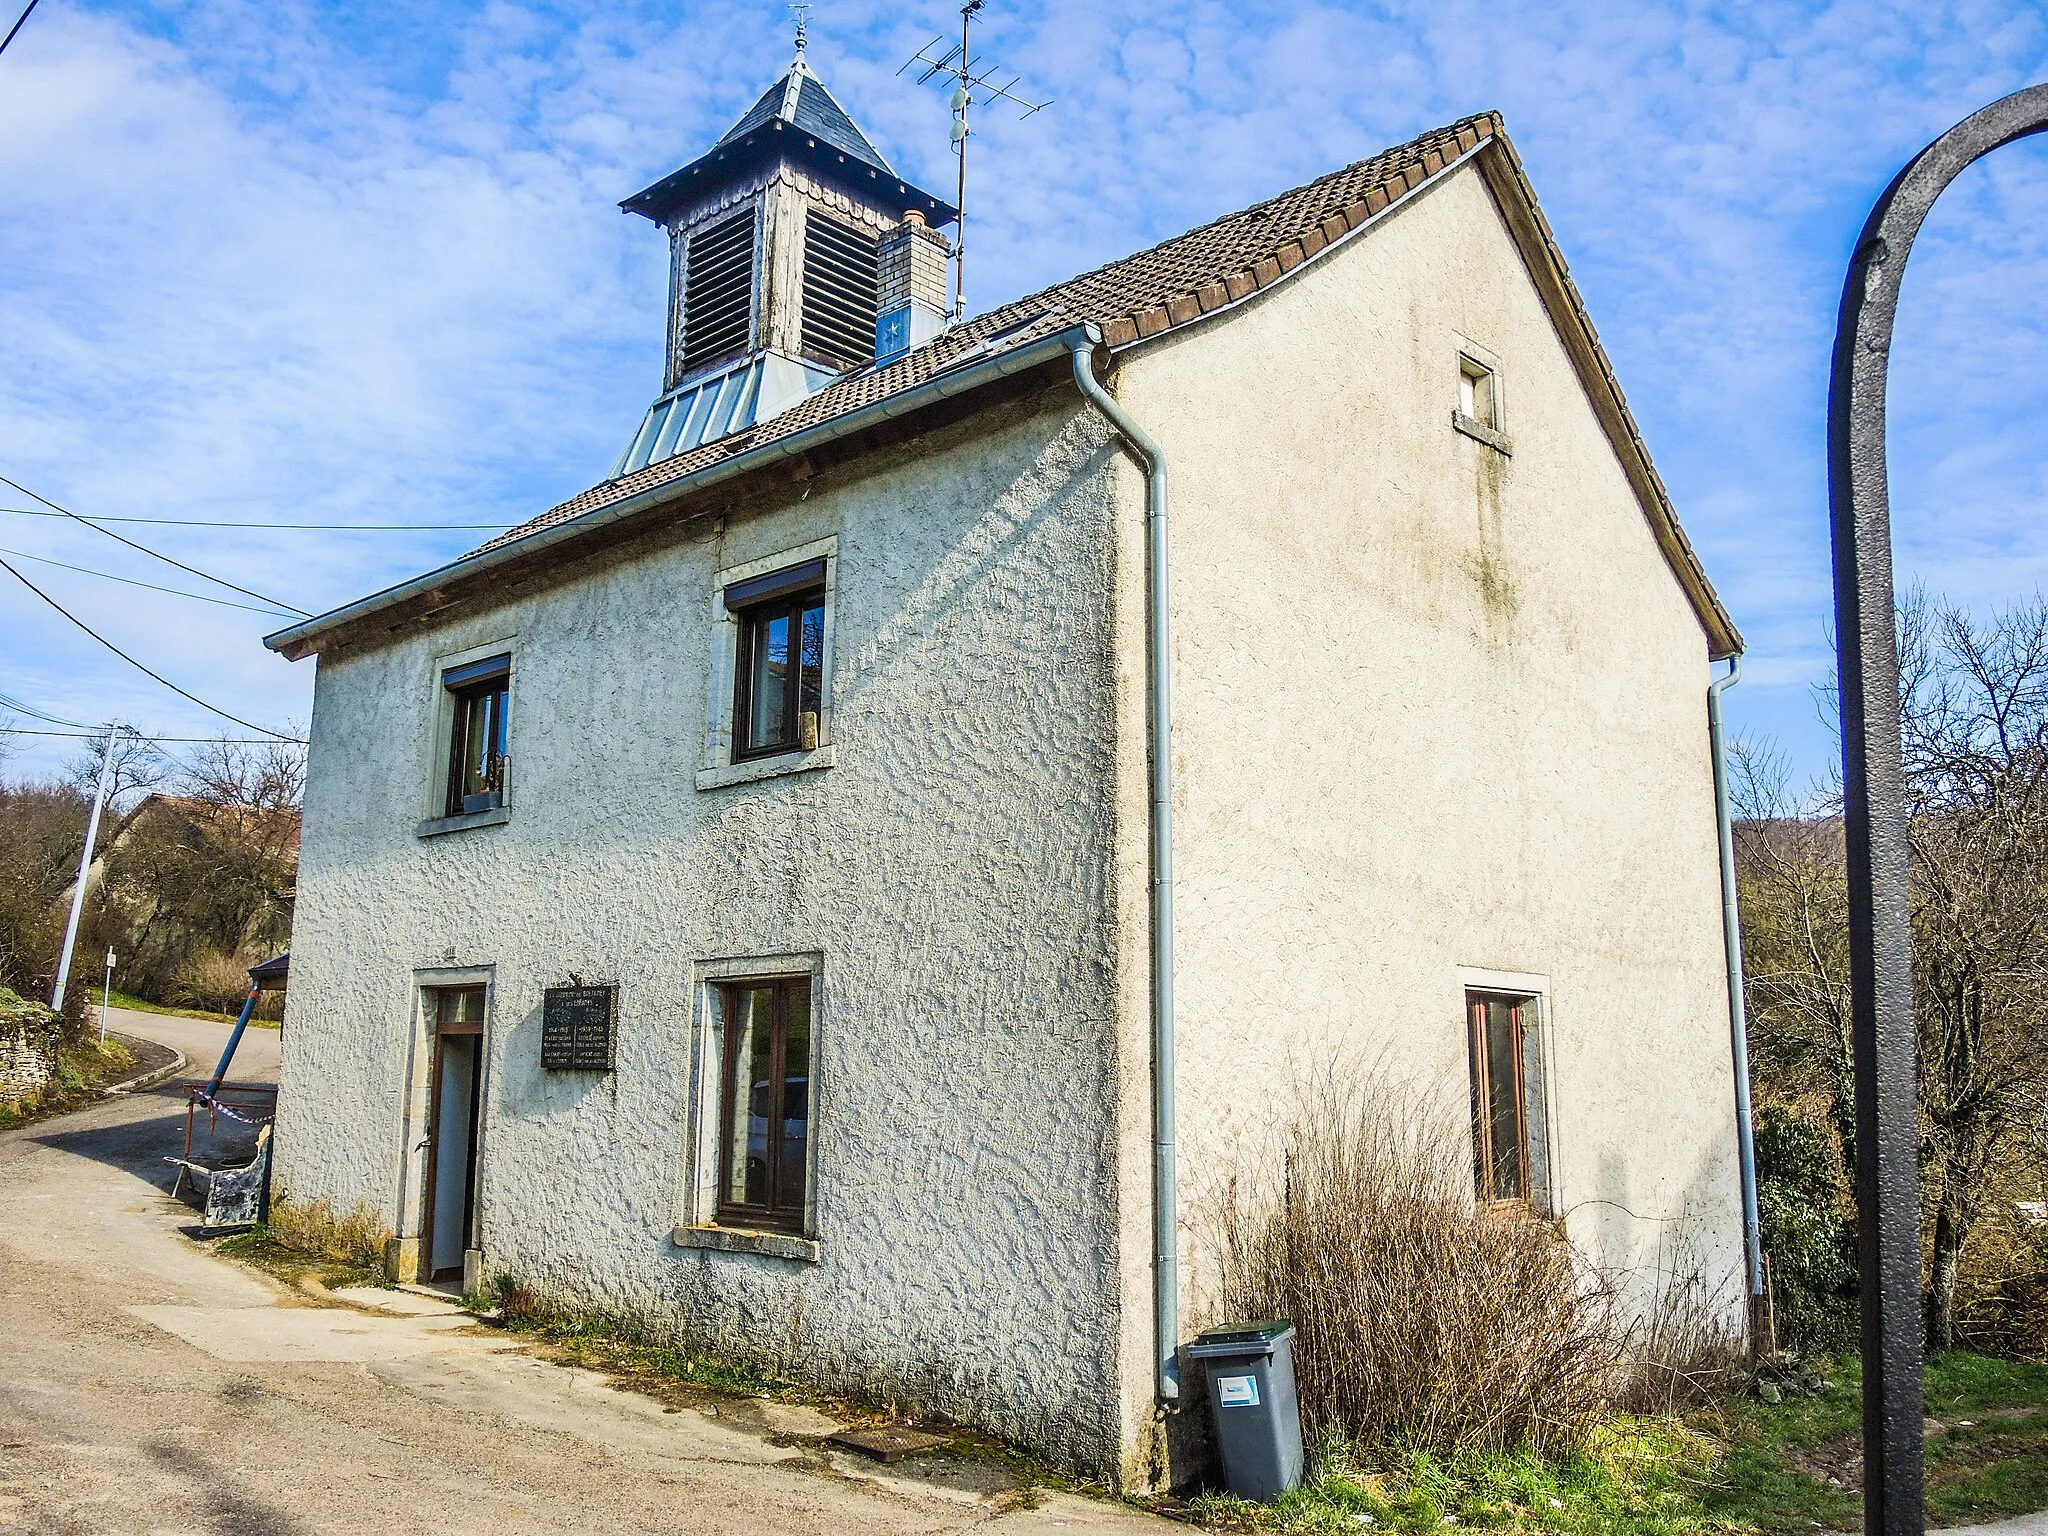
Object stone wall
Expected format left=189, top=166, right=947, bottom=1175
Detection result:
left=0, top=989, right=61, bottom=1107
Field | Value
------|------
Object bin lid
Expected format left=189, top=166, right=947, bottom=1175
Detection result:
left=1187, top=1319, right=1295, bottom=1358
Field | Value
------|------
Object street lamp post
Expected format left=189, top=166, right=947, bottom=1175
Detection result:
left=1826, top=82, right=2048, bottom=1536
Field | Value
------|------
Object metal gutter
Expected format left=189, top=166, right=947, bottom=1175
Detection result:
left=1708, top=654, right=1765, bottom=1325
left=264, top=324, right=1098, bottom=659
left=1068, top=337, right=1181, bottom=1407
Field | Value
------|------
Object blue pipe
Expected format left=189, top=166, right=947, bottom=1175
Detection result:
left=207, top=986, right=260, bottom=1096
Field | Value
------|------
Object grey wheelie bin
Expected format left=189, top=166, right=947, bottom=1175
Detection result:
left=1189, top=1320, right=1304, bottom=1501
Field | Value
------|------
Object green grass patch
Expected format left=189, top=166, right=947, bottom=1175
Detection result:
left=214, top=1222, right=386, bottom=1291
left=1703, top=1351, right=2048, bottom=1531
left=1184, top=1420, right=1723, bottom=1533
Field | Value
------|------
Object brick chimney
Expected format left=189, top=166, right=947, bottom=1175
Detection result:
left=874, top=210, right=951, bottom=364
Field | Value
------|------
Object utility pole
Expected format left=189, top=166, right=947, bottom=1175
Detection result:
left=51, top=723, right=123, bottom=1012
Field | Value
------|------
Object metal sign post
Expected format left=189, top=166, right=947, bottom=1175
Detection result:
left=1826, top=82, right=2048, bottom=1536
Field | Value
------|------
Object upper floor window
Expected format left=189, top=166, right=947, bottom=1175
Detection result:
left=728, top=559, right=825, bottom=762
left=443, top=655, right=510, bottom=817
left=1466, top=990, right=1550, bottom=1211
left=1458, top=356, right=1498, bottom=429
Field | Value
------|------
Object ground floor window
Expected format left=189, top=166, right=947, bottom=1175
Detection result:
left=716, top=976, right=811, bottom=1232
left=1465, top=990, right=1550, bottom=1212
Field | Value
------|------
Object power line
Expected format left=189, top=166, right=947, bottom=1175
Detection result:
left=0, top=556, right=306, bottom=742
left=0, top=726, right=291, bottom=744
left=3, top=506, right=512, bottom=531
left=0, top=0, right=41, bottom=62
left=0, top=544, right=298, bottom=617
left=0, top=474, right=309, bottom=616
left=0, top=688, right=89, bottom=729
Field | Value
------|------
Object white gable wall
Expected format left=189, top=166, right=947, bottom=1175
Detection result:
left=1110, top=156, right=1744, bottom=1437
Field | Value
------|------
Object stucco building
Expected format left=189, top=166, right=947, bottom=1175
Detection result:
left=266, top=45, right=1749, bottom=1486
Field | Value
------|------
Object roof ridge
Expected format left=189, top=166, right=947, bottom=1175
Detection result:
left=969, top=110, right=1503, bottom=333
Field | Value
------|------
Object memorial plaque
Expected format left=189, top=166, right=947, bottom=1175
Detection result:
left=541, top=985, right=615, bottom=1071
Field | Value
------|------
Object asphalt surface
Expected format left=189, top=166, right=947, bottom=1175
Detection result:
left=0, top=1009, right=1166, bottom=1535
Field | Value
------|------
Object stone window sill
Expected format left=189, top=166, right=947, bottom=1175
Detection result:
left=673, top=1224, right=820, bottom=1263
left=694, top=744, right=836, bottom=792
left=1453, top=411, right=1513, bottom=456
left=417, top=806, right=511, bottom=838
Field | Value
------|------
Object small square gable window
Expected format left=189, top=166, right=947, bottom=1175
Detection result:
left=1458, top=357, right=1497, bottom=428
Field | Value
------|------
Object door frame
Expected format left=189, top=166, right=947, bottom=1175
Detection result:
left=419, top=985, right=487, bottom=1284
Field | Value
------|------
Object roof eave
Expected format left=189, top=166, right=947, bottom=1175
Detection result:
left=264, top=324, right=1100, bottom=661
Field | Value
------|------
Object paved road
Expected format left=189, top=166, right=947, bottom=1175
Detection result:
left=98, top=1003, right=279, bottom=1086
left=0, top=1012, right=1167, bottom=1535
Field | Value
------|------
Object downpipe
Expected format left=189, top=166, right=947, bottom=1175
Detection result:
left=1708, top=655, right=1766, bottom=1333
left=1069, top=335, right=1180, bottom=1405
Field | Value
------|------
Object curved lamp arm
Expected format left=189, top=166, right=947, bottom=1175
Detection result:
left=1827, top=81, right=2048, bottom=1536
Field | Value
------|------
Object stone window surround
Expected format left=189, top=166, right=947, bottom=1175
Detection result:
left=1451, top=333, right=1513, bottom=455
left=417, top=634, right=520, bottom=839
left=675, top=950, right=825, bottom=1263
left=697, top=535, right=838, bottom=793
left=1456, top=965, right=1556, bottom=1215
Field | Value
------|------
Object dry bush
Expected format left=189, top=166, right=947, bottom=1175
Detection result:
left=1221, top=1072, right=1626, bottom=1458
left=1621, top=1220, right=1747, bottom=1412
left=172, top=950, right=253, bottom=1015
left=269, top=1195, right=389, bottom=1271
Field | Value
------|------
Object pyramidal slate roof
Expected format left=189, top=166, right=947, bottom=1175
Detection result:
left=273, top=111, right=1736, bottom=660
left=717, top=55, right=895, bottom=176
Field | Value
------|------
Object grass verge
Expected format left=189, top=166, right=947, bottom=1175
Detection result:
left=213, top=1222, right=386, bottom=1292
left=1706, top=1350, right=2048, bottom=1531
left=0, top=1034, right=137, bottom=1132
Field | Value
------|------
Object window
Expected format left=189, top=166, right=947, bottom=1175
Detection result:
left=443, top=655, right=510, bottom=817
left=800, top=212, right=880, bottom=371
left=716, top=976, right=811, bottom=1232
left=681, top=209, right=756, bottom=373
left=728, top=559, right=825, bottom=761
left=1466, top=991, right=1550, bottom=1210
left=1458, top=357, right=1498, bottom=428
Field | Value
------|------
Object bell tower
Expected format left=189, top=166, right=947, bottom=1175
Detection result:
left=610, top=33, right=958, bottom=481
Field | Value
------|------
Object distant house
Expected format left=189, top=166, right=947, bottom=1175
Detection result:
left=266, top=41, right=1747, bottom=1485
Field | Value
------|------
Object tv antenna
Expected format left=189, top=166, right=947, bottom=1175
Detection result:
left=899, top=1, right=1049, bottom=323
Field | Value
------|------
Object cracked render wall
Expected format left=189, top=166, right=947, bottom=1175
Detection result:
left=277, top=394, right=1139, bottom=1474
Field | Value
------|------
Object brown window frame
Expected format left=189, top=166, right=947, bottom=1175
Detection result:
left=728, top=566, right=826, bottom=763
left=714, top=976, right=812, bottom=1234
left=1466, top=990, right=1547, bottom=1210
left=443, top=656, right=510, bottom=818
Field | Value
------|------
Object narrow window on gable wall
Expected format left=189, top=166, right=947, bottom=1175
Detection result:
left=443, top=655, right=510, bottom=817
left=1465, top=990, right=1551, bottom=1213
left=1458, top=357, right=1498, bottom=429
left=727, top=559, right=826, bottom=761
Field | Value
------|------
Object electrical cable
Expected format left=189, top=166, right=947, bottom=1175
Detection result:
left=0, top=544, right=299, bottom=617
left=0, top=556, right=305, bottom=742
left=0, top=691, right=90, bottom=730
left=3, top=506, right=512, bottom=531
left=0, top=0, right=41, bottom=61
left=0, top=726, right=290, bottom=744
left=0, top=474, right=309, bottom=616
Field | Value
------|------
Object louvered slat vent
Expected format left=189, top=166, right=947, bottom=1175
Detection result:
left=682, top=211, right=756, bottom=372
left=801, top=214, right=880, bottom=371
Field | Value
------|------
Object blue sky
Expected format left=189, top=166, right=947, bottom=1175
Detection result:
left=0, top=0, right=2043, bottom=784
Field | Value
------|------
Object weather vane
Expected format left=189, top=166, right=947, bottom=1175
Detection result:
left=789, top=0, right=810, bottom=57
left=899, top=1, right=1049, bottom=323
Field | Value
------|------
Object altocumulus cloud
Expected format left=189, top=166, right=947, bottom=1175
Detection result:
left=0, top=0, right=2044, bottom=780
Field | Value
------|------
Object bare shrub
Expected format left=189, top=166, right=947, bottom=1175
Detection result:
left=1220, top=1072, right=1626, bottom=1457
left=1622, top=1218, right=1747, bottom=1412
left=269, top=1195, right=389, bottom=1271
left=172, top=950, right=252, bottom=1015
